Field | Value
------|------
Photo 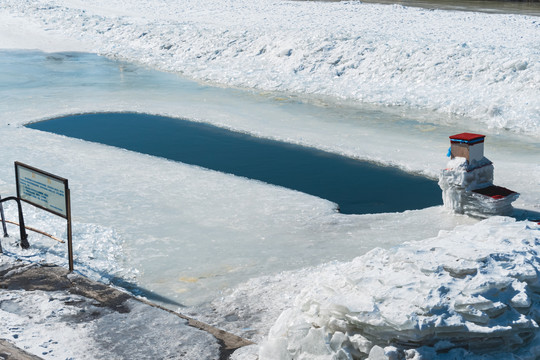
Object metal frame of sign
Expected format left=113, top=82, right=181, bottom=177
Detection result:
left=14, top=162, right=74, bottom=272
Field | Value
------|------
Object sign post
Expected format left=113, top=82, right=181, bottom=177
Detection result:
left=15, top=162, right=73, bottom=271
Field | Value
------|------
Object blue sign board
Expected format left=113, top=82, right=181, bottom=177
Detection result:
left=15, top=162, right=69, bottom=218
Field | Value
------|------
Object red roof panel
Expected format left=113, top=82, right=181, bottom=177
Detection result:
left=449, top=133, right=485, bottom=142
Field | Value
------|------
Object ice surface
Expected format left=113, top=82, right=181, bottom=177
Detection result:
left=0, top=50, right=486, bottom=307
left=0, top=0, right=540, bottom=359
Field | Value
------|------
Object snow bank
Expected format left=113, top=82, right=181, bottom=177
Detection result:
left=205, top=218, right=540, bottom=359
left=0, top=12, right=89, bottom=52
left=253, top=217, right=540, bottom=359
left=2, top=0, right=539, bottom=136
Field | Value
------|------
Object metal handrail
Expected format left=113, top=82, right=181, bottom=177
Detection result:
left=0, top=196, right=29, bottom=251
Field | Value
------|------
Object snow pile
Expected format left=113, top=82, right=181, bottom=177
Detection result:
left=439, top=157, right=519, bottom=218
left=0, top=201, right=136, bottom=286
left=1, top=0, right=539, bottom=136
left=256, top=217, right=540, bottom=359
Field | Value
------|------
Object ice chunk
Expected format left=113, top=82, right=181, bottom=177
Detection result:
left=259, top=218, right=540, bottom=358
left=439, top=157, right=518, bottom=218
left=368, top=346, right=400, bottom=360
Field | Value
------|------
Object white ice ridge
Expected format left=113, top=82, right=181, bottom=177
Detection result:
left=254, top=217, right=540, bottom=359
left=1, top=0, right=539, bottom=136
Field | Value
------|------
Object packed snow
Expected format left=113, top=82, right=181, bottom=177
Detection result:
left=0, top=0, right=540, bottom=359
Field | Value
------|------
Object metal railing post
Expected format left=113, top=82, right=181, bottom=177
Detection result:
left=0, top=195, right=8, bottom=238
left=0, top=196, right=29, bottom=249
left=0, top=195, right=6, bottom=254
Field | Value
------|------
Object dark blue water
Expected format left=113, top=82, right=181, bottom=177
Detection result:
left=27, top=112, right=442, bottom=214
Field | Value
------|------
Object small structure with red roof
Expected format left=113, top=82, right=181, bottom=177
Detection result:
left=439, top=133, right=519, bottom=218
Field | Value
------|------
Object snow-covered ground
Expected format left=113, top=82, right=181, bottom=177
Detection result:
left=2, top=0, right=539, bottom=136
left=0, top=0, right=539, bottom=359
left=0, top=259, right=224, bottom=359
